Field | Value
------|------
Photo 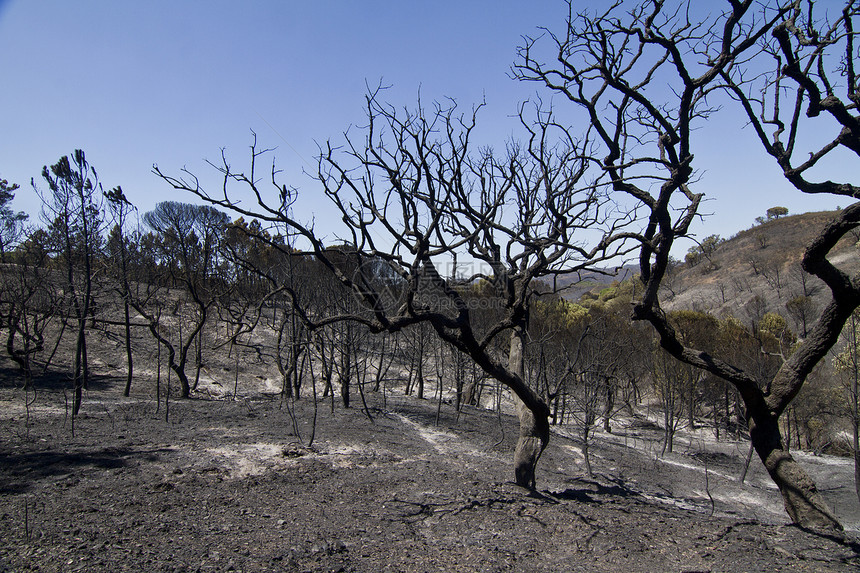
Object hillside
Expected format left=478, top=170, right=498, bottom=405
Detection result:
left=661, top=211, right=859, bottom=326
left=2, top=208, right=860, bottom=571
left=553, top=267, right=637, bottom=302
left=0, top=303, right=859, bottom=570
left=1, top=376, right=859, bottom=572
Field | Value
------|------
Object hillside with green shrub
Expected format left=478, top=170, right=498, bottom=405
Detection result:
left=663, top=210, right=859, bottom=334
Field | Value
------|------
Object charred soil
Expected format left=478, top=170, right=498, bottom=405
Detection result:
left=1, top=372, right=859, bottom=573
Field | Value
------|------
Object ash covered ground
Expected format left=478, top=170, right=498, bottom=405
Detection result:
left=1, top=371, right=859, bottom=572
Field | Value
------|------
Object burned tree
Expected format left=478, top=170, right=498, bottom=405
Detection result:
left=105, top=186, right=137, bottom=397
left=34, top=151, right=105, bottom=418
left=0, top=177, right=44, bottom=377
left=154, top=95, right=636, bottom=488
left=0, top=177, right=27, bottom=263
left=719, top=0, right=860, bottom=528
left=516, top=0, right=854, bottom=528
left=138, top=201, right=231, bottom=398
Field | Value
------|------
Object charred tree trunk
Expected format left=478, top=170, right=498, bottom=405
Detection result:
left=122, top=298, right=133, bottom=397
left=416, top=347, right=425, bottom=400
left=603, top=381, right=613, bottom=433
left=853, top=354, right=860, bottom=504
left=338, top=333, right=351, bottom=409
left=748, top=409, right=840, bottom=529
left=509, top=327, right=549, bottom=490
left=854, top=416, right=860, bottom=505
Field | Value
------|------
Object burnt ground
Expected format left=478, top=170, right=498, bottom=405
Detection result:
left=1, top=370, right=859, bottom=573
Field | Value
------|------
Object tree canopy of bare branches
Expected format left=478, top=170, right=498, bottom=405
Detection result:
left=154, top=92, right=639, bottom=488
left=516, top=0, right=858, bottom=529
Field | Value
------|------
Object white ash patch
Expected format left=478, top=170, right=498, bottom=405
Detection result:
left=392, top=413, right=506, bottom=464
left=393, top=413, right=459, bottom=454
left=202, top=443, right=299, bottom=477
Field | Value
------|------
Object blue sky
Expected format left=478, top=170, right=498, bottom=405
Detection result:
left=0, top=1, right=848, bottom=249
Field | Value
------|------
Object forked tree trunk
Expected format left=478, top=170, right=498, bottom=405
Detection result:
left=509, top=327, right=549, bottom=489
left=746, top=296, right=854, bottom=529
left=641, top=297, right=846, bottom=529
left=175, top=363, right=192, bottom=399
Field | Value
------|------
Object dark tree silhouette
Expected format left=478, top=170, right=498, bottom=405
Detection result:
left=516, top=0, right=854, bottom=529
left=0, top=177, right=28, bottom=263
left=105, top=186, right=137, bottom=396
left=154, top=97, right=637, bottom=488
left=34, top=151, right=105, bottom=418
left=138, top=201, right=230, bottom=398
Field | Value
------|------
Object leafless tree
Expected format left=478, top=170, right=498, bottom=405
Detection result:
left=0, top=180, right=45, bottom=379
left=525, top=299, right=576, bottom=424
left=789, top=262, right=824, bottom=299
left=652, top=349, right=689, bottom=454
left=369, top=329, right=399, bottom=394
left=566, top=313, right=629, bottom=474
left=34, top=150, right=106, bottom=418
left=760, top=261, right=785, bottom=299
left=105, top=186, right=137, bottom=396
left=222, top=217, right=312, bottom=399
left=0, top=229, right=57, bottom=382
left=516, top=0, right=851, bottom=528
left=719, top=0, right=860, bottom=527
left=153, top=94, right=637, bottom=488
left=403, top=321, right=432, bottom=400
left=137, top=201, right=230, bottom=398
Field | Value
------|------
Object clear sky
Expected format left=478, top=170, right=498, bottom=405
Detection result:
left=0, top=1, right=848, bottom=251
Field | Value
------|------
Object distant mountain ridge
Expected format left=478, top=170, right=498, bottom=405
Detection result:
left=550, top=266, right=638, bottom=302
